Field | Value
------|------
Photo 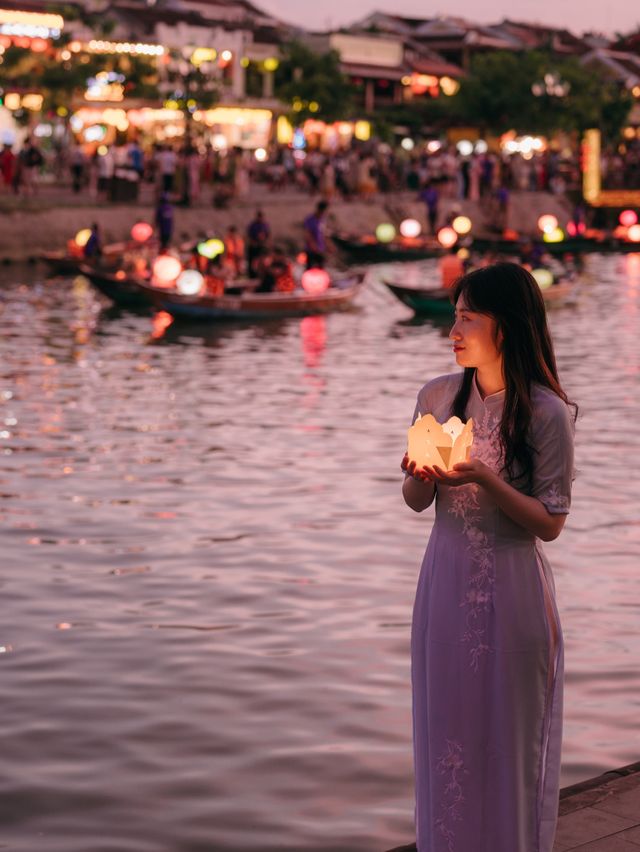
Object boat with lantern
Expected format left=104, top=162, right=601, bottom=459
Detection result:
left=384, top=268, right=577, bottom=316
left=332, top=232, right=445, bottom=263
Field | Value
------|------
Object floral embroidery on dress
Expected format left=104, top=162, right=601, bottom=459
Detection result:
left=538, top=481, right=570, bottom=512
left=435, top=739, right=469, bottom=852
left=448, top=410, right=503, bottom=671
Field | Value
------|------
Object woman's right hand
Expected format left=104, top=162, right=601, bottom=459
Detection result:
left=401, top=453, right=434, bottom=482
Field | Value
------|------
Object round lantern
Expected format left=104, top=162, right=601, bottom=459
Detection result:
left=131, top=222, right=153, bottom=243
left=628, top=224, right=640, bottom=242
left=152, top=255, right=182, bottom=285
left=532, top=268, right=554, bottom=290
left=75, top=228, right=91, bottom=247
left=619, top=209, right=638, bottom=227
left=254, top=147, right=268, bottom=162
left=176, top=269, right=204, bottom=295
left=452, top=215, right=472, bottom=235
left=301, top=268, right=331, bottom=294
left=376, top=223, right=396, bottom=243
left=197, top=238, right=225, bottom=259
left=543, top=227, right=564, bottom=244
left=400, top=218, right=422, bottom=239
left=457, top=247, right=470, bottom=260
left=401, top=137, right=415, bottom=151
left=437, top=227, right=458, bottom=248
left=296, top=252, right=308, bottom=265
left=537, top=214, right=558, bottom=234
left=566, top=221, right=577, bottom=237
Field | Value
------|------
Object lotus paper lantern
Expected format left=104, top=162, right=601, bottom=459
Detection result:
left=619, top=210, right=638, bottom=228
left=437, top=227, right=458, bottom=248
left=301, top=268, right=330, bottom=294
left=75, top=229, right=91, bottom=248
left=537, top=214, right=558, bottom=234
left=452, top=215, right=472, bottom=235
left=376, top=223, right=396, bottom=243
left=176, top=269, right=204, bottom=295
left=400, top=218, right=422, bottom=238
left=407, top=414, right=474, bottom=472
left=131, top=222, right=153, bottom=243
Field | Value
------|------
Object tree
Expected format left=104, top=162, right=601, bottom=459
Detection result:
left=274, top=41, right=356, bottom=126
left=448, top=50, right=632, bottom=142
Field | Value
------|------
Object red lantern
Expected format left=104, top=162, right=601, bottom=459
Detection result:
left=566, top=221, right=577, bottom=237
left=301, top=268, right=330, bottom=294
left=619, top=210, right=638, bottom=227
left=131, top=222, right=153, bottom=242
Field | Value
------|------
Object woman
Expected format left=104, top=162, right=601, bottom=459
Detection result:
left=401, top=263, right=576, bottom=852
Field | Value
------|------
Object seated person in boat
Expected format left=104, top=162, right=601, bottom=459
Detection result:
left=255, top=247, right=295, bottom=293
left=223, top=225, right=245, bottom=277
left=84, top=223, right=102, bottom=258
left=439, top=247, right=464, bottom=288
left=247, top=210, right=271, bottom=275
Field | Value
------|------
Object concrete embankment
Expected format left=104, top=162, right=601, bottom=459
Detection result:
left=0, top=190, right=572, bottom=263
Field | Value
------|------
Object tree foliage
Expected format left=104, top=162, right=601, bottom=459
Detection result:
left=448, top=50, right=631, bottom=141
left=274, top=41, right=356, bottom=125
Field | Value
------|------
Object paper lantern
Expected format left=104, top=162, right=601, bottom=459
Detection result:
left=628, top=224, right=640, bottom=242
left=197, top=238, right=225, bottom=259
left=566, top=221, right=577, bottom=237
left=532, top=268, right=554, bottom=290
left=407, top=414, right=474, bottom=472
left=176, top=269, right=204, bottom=295
left=75, top=228, right=91, bottom=247
left=452, top=215, right=472, bottom=235
left=537, top=214, right=558, bottom=234
left=376, top=223, right=396, bottom=243
left=152, top=255, right=182, bottom=285
left=619, top=210, right=638, bottom=227
left=296, top=252, right=307, bottom=265
left=543, top=227, right=564, bottom=243
left=437, top=227, right=458, bottom=248
left=457, top=247, right=470, bottom=260
left=400, top=218, right=422, bottom=238
left=301, top=268, right=330, bottom=294
left=131, top=222, right=153, bottom=242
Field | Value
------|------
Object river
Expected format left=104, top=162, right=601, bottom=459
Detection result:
left=1, top=254, right=639, bottom=851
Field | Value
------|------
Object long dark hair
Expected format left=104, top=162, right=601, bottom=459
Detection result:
left=451, top=262, right=577, bottom=488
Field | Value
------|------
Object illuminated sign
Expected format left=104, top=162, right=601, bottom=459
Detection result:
left=84, top=71, right=125, bottom=102
left=330, top=33, right=403, bottom=68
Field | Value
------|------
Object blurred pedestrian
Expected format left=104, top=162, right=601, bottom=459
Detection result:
left=155, top=193, right=174, bottom=250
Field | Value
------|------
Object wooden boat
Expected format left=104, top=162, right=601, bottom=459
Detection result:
left=41, top=241, right=127, bottom=276
left=471, top=233, right=640, bottom=256
left=384, top=276, right=577, bottom=316
left=332, top=232, right=444, bottom=263
left=83, top=267, right=364, bottom=319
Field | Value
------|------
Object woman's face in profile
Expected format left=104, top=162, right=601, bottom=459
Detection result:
left=449, top=294, right=503, bottom=369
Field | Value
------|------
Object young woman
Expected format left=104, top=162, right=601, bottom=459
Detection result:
left=401, top=263, right=576, bottom=852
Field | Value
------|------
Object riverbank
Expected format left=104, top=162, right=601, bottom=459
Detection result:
left=0, top=188, right=572, bottom=262
left=385, top=760, right=640, bottom=851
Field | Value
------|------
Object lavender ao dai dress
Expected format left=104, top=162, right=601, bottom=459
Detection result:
left=410, top=373, right=574, bottom=852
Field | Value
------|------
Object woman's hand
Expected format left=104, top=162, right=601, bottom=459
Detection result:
left=401, top=453, right=435, bottom=482
left=430, top=459, right=493, bottom=487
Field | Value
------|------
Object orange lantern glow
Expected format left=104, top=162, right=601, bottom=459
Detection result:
left=437, top=227, right=458, bottom=248
left=301, top=268, right=330, bottom=294
left=619, top=210, right=638, bottom=227
left=628, top=224, right=640, bottom=242
left=131, top=222, right=153, bottom=242
left=152, top=255, right=182, bottom=286
left=296, top=252, right=308, bottom=265
left=537, top=214, right=558, bottom=234
left=75, top=228, right=91, bottom=247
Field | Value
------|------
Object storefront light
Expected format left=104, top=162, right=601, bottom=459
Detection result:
left=87, top=39, right=164, bottom=56
left=21, top=93, right=43, bottom=110
left=191, top=47, right=216, bottom=65
left=439, top=76, right=459, bottom=96
left=4, top=92, right=20, bottom=110
left=263, top=57, right=278, bottom=72
left=220, top=49, right=232, bottom=62
left=354, top=120, right=371, bottom=142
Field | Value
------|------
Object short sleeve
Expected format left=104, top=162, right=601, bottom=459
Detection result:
left=530, top=395, right=575, bottom=515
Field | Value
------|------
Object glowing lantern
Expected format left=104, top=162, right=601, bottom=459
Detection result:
left=131, top=222, right=153, bottom=242
left=543, top=227, right=564, bottom=244
left=176, top=269, right=204, bottom=295
left=75, top=228, right=91, bottom=247
left=628, top=224, right=640, bottom=242
left=619, top=210, right=638, bottom=227
left=400, top=218, right=422, bottom=238
left=152, top=255, right=182, bottom=285
left=566, top=221, right=577, bottom=237
left=407, top=414, right=474, bottom=472
left=376, top=223, right=396, bottom=243
left=532, top=268, right=554, bottom=290
left=457, top=247, right=470, bottom=260
left=452, top=215, right=472, bottom=235
left=301, top=268, right=330, bottom=294
left=197, top=238, right=225, bottom=259
left=613, top=225, right=628, bottom=239
left=254, top=147, right=268, bottom=162
left=538, top=214, right=558, bottom=234
left=296, top=252, right=307, bottom=265
left=437, top=227, right=458, bottom=248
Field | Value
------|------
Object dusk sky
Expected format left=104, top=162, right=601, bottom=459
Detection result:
left=258, top=0, right=639, bottom=37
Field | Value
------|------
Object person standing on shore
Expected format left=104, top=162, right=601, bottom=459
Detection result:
left=401, top=263, right=575, bottom=852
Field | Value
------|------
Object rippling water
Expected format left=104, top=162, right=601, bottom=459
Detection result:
left=1, top=255, right=639, bottom=851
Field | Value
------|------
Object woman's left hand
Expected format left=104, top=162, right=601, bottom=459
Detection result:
left=430, top=459, right=493, bottom=487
